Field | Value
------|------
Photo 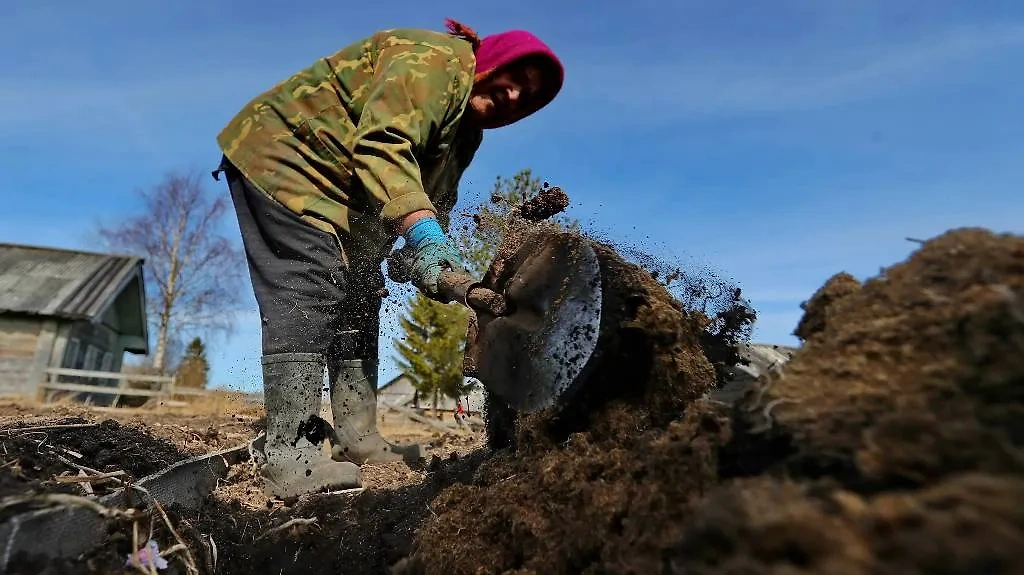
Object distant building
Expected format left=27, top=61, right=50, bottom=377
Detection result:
left=708, top=342, right=799, bottom=405
left=0, top=243, right=150, bottom=398
left=376, top=373, right=486, bottom=415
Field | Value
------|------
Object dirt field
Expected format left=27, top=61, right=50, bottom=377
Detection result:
left=0, top=396, right=485, bottom=574
left=2, top=226, right=1022, bottom=574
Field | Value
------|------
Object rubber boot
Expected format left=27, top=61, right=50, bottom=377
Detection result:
left=329, top=359, right=425, bottom=465
left=261, top=353, right=363, bottom=499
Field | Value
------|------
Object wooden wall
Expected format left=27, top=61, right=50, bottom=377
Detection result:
left=0, top=316, right=42, bottom=396
left=0, top=313, right=127, bottom=398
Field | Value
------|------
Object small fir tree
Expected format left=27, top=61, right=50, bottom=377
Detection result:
left=176, top=337, right=210, bottom=389
left=394, top=293, right=474, bottom=415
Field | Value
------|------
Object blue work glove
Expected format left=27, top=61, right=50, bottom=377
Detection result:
left=387, top=216, right=464, bottom=302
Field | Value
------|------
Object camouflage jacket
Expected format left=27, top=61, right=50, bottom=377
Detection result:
left=217, top=28, right=483, bottom=257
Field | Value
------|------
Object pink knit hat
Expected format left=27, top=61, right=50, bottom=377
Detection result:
left=446, top=19, right=564, bottom=126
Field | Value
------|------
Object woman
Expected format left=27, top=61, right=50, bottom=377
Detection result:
left=213, top=19, right=563, bottom=499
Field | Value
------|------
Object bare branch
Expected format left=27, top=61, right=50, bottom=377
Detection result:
left=96, top=169, right=246, bottom=373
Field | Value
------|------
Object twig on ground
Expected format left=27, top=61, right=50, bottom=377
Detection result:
left=77, top=470, right=95, bottom=496
left=161, top=543, right=189, bottom=557
left=0, top=423, right=98, bottom=434
left=255, top=517, right=320, bottom=541
left=52, top=470, right=127, bottom=484
left=49, top=452, right=126, bottom=485
left=61, top=447, right=85, bottom=459
left=0, top=493, right=137, bottom=519
left=130, top=485, right=199, bottom=575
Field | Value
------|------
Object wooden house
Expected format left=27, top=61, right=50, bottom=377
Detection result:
left=0, top=243, right=149, bottom=398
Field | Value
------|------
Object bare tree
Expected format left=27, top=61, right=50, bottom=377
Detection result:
left=97, top=169, right=245, bottom=373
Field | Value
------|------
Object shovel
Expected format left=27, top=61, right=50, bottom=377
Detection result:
left=388, top=226, right=604, bottom=414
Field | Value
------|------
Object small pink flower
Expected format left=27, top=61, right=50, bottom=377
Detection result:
left=125, top=540, right=169, bottom=570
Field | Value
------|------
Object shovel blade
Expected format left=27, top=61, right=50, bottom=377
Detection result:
left=469, top=230, right=603, bottom=413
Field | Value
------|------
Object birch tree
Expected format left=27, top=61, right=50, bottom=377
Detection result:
left=97, top=170, right=245, bottom=373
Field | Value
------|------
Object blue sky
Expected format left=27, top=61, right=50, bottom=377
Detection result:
left=3, top=1, right=1023, bottom=392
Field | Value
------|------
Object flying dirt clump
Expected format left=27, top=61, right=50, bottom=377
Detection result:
left=515, top=184, right=570, bottom=222
left=397, top=226, right=1024, bottom=575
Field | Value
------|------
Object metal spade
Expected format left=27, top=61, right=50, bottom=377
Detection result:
left=445, top=228, right=604, bottom=413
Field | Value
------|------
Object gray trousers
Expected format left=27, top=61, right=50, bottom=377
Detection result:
left=220, top=157, right=383, bottom=369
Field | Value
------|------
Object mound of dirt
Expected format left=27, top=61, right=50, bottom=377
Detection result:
left=734, top=227, right=1024, bottom=490
left=671, top=472, right=1024, bottom=574
left=397, top=227, right=1024, bottom=574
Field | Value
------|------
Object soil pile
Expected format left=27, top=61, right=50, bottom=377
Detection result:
left=732, top=227, right=1024, bottom=488
left=396, top=227, right=1024, bottom=574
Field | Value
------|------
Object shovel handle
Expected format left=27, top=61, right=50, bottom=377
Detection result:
left=438, top=271, right=508, bottom=316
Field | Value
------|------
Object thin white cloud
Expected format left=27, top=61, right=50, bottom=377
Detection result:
left=565, top=22, right=1024, bottom=120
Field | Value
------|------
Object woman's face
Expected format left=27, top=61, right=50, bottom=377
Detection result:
left=468, top=62, right=543, bottom=128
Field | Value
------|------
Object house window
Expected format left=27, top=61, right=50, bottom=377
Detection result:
left=60, top=338, right=81, bottom=384
left=83, top=345, right=100, bottom=371
left=100, top=352, right=113, bottom=372
left=63, top=338, right=81, bottom=368
left=100, top=352, right=114, bottom=387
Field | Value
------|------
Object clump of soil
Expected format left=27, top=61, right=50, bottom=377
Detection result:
left=793, top=271, right=862, bottom=341
left=517, top=239, right=720, bottom=445
left=397, top=236, right=728, bottom=574
left=469, top=224, right=737, bottom=451
left=398, top=227, right=1024, bottom=574
left=516, top=185, right=570, bottom=222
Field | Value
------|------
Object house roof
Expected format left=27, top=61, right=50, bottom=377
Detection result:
left=377, top=373, right=417, bottom=406
left=0, top=243, right=146, bottom=330
left=377, top=373, right=487, bottom=412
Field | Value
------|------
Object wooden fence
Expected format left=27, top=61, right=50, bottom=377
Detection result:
left=38, top=367, right=211, bottom=406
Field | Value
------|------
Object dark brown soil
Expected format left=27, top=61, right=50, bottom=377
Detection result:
left=733, top=227, right=1024, bottom=490
left=0, top=416, right=188, bottom=500
left=396, top=227, right=1024, bottom=574
left=793, top=271, right=862, bottom=341
left=182, top=451, right=488, bottom=575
